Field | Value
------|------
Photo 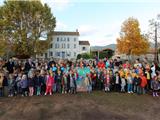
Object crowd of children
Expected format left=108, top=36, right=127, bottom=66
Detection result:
left=0, top=57, right=160, bottom=97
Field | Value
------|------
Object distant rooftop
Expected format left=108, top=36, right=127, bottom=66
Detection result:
left=53, top=29, right=79, bottom=36
left=79, top=41, right=90, bottom=46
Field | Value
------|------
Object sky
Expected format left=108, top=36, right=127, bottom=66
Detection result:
left=0, top=0, right=160, bottom=46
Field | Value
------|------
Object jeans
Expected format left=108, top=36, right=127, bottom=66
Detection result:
left=127, top=84, right=133, bottom=92
left=87, top=85, right=92, bottom=93
left=0, top=88, right=3, bottom=97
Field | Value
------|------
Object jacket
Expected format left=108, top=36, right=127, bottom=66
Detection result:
left=20, top=79, right=28, bottom=88
left=140, top=76, right=147, bottom=88
left=46, top=75, right=54, bottom=87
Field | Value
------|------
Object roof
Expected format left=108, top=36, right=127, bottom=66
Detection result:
left=79, top=41, right=90, bottom=46
left=52, top=31, right=79, bottom=36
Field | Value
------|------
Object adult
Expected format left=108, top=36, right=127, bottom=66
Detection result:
left=4, top=58, right=15, bottom=74
left=24, top=58, right=35, bottom=73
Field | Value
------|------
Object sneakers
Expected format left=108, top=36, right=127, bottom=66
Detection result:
left=44, top=93, right=47, bottom=96
left=153, top=92, right=155, bottom=97
left=156, top=93, right=159, bottom=97
left=49, top=93, right=52, bottom=96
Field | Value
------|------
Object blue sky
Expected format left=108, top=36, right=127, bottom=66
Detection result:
left=0, top=0, right=160, bottom=46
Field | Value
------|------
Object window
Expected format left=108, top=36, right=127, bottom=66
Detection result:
left=74, top=44, right=76, bottom=49
left=55, top=44, right=57, bottom=49
left=64, top=37, right=66, bottom=42
left=61, top=44, right=63, bottom=48
left=56, top=52, right=60, bottom=57
left=74, top=52, right=76, bottom=57
left=67, top=44, right=70, bottom=48
left=61, top=37, right=63, bottom=41
left=74, top=38, right=76, bottom=42
left=67, top=52, right=70, bottom=57
left=41, top=53, right=43, bottom=56
left=50, top=44, right=53, bottom=48
left=49, top=52, right=53, bottom=56
left=57, top=37, right=59, bottom=42
left=57, top=44, right=60, bottom=48
left=64, top=44, right=66, bottom=48
left=67, top=37, right=70, bottom=42
left=82, top=47, right=86, bottom=51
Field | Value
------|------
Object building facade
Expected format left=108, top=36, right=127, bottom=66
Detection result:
left=38, top=30, right=90, bottom=60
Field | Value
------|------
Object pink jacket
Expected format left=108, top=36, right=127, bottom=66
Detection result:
left=46, top=75, right=54, bottom=87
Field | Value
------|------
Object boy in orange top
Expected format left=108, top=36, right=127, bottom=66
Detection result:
left=139, top=73, right=147, bottom=94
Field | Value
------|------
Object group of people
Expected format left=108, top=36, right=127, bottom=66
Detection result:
left=0, top=57, right=160, bottom=98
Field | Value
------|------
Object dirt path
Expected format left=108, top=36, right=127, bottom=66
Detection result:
left=0, top=92, right=160, bottom=120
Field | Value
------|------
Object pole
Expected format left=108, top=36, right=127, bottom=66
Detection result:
left=155, top=23, right=159, bottom=63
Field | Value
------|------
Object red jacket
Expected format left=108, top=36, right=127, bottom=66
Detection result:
left=140, top=76, right=147, bottom=88
left=98, top=62, right=105, bottom=69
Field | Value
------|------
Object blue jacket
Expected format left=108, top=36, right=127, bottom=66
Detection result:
left=20, top=79, right=28, bottom=88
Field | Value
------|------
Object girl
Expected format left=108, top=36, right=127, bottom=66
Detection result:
left=104, top=70, right=110, bottom=92
left=45, top=71, right=54, bottom=95
left=121, top=75, right=126, bottom=92
left=20, top=74, right=28, bottom=97
left=84, top=73, right=92, bottom=93
left=127, top=72, right=133, bottom=93
left=28, top=74, right=35, bottom=96
left=151, top=75, right=159, bottom=97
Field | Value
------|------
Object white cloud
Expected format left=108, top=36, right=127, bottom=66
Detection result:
left=78, top=25, right=98, bottom=36
left=55, top=21, right=68, bottom=30
left=43, top=0, right=73, bottom=11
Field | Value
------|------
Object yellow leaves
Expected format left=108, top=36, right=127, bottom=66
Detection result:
left=116, top=17, right=150, bottom=56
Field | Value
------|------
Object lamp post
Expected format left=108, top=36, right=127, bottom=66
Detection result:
left=154, top=14, right=160, bottom=63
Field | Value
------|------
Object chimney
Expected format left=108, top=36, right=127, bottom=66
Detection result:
left=76, top=29, right=78, bottom=32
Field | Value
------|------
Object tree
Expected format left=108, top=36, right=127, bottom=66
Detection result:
left=148, top=18, right=160, bottom=63
left=77, top=53, right=93, bottom=59
left=0, top=0, right=56, bottom=57
left=99, top=49, right=114, bottom=59
left=116, top=17, right=150, bottom=58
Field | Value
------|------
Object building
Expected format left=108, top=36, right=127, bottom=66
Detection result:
left=79, top=41, right=90, bottom=54
left=38, top=30, right=90, bottom=60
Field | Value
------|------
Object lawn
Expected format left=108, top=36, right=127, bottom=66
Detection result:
left=0, top=92, right=160, bottom=120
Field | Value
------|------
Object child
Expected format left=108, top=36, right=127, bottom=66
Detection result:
left=45, top=71, right=54, bottom=95
left=151, top=75, right=159, bottom=97
left=28, top=74, right=35, bottom=96
left=39, top=70, right=46, bottom=95
left=69, top=71, right=76, bottom=94
left=20, top=74, right=28, bottom=96
left=104, top=70, right=110, bottom=92
left=62, top=73, right=68, bottom=94
left=84, top=74, right=92, bottom=93
left=127, top=73, right=133, bottom=93
left=35, top=71, right=41, bottom=96
left=8, top=74, right=15, bottom=97
left=15, top=73, right=22, bottom=95
left=0, top=72, right=4, bottom=97
left=121, top=76, right=126, bottom=92
left=114, top=72, right=121, bottom=92
left=140, top=73, right=147, bottom=94
left=133, top=75, right=141, bottom=94
left=56, top=70, right=62, bottom=93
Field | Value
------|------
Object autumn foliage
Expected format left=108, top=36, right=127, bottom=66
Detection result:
left=116, top=17, right=150, bottom=56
